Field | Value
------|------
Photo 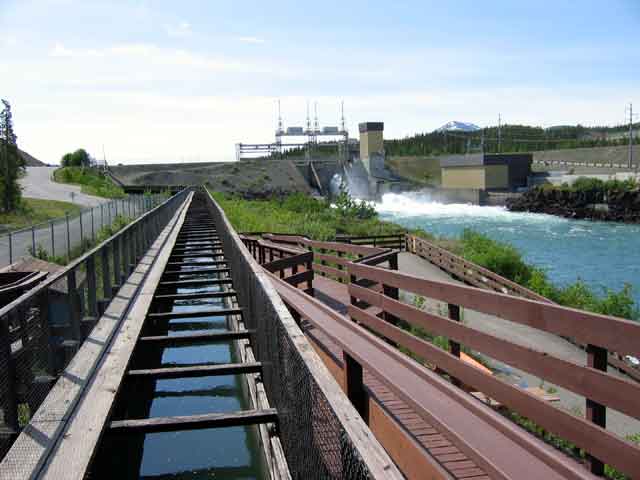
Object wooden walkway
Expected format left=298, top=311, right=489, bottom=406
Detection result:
left=310, top=278, right=490, bottom=479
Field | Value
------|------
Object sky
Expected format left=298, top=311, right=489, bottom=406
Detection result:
left=1, top=0, right=639, bottom=164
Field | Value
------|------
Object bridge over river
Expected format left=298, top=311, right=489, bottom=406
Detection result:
left=0, top=188, right=638, bottom=479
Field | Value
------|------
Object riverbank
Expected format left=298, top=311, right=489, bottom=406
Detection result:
left=213, top=190, right=638, bottom=321
left=507, top=178, right=640, bottom=223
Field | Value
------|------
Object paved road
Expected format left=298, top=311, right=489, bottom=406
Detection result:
left=20, top=166, right=107, bottom=207
left=0, top=167, right=153, bottom=267
left=397, top=251, right=640, bottom=437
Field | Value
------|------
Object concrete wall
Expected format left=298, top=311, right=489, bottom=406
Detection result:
left=441, top=165, right=509, bottom=189
left=360, top=130, right=384, bottom=174
left=442, top=166, right=485, bottom=189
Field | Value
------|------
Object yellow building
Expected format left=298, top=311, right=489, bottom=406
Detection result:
left=440, top=154, right=532, bottom=190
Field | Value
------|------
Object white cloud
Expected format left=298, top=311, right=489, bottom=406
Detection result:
left=165, top=21, right=192, bottom=38
left=237, top=36, right=265, bottom=44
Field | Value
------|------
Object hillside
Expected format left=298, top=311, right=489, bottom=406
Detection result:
left=18, top=148, right=46, bottom=167
left=109, top=159, right=313, bottom=198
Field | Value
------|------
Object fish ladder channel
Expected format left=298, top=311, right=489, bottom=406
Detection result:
left=88, top=194, right=280, bottom=479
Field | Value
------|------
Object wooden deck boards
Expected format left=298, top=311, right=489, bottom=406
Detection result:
left=306, top=276, right=490, bottom=480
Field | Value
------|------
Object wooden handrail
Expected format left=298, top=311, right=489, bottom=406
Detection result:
left=347, top=261, right=640, bottom=477
left=406, top=234, right=549, bottom=302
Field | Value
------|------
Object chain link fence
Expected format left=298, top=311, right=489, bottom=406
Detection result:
left=0, top=194, right=167, bottom=268
left=0, top=189, right=190, bottom=466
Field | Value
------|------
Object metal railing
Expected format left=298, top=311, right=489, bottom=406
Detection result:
left=1, top=194, right=166, bottom=268
left=0, top=188, right=190, bottom=461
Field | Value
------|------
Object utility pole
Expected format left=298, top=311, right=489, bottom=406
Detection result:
left=627, top=102, right=634, bottom=169
left=498, top=113, right=502, bottom=154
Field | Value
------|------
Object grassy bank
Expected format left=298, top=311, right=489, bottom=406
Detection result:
left=213, top=190, right=638, bottom=320
left=0, top=197, right=81, bottom=232
left=53, top=167, right=125, bottom=198
left=211, top=191, right=403, bottom=240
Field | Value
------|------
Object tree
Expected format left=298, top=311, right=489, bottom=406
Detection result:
left=0, top=99, right=25, bottom=212
left=61, top=148, right=92, bottom=167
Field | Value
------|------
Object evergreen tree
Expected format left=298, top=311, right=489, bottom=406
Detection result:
left=0, top=99, right=24, bottom=212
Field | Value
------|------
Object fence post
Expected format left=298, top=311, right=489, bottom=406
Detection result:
left=586, top=344, right=607, bottom=476
left=31, top=225, right=36, bottom=256
left=66, top=213, right=71, bottom=261
left=101, top=203, right=104, bottom=229
left=91, top=207, right=95, bottom=241
left=343, top=351, right=367, bottom=422
left=79, top=210, right=84, bottom=243
left=8, top=231, right=12, bottom=264
left=50, top=221, right=55, bottom=259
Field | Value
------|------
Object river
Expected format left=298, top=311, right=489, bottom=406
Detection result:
left=374, top=192, right=640, bottom=308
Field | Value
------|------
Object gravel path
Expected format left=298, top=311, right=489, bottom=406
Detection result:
left=397, top=251, right=640, bottom=437
left=19, top=166, right=107, bottom=207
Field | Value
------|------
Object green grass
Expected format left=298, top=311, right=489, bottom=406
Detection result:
left=0, top=197, right=81, bottom=232
left=210, top=190, right=403, bottom=240
left=53, top=166, right=125, bottom=199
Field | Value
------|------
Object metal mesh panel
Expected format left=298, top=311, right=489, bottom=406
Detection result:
left=0, top=190, right=189, bottom=469
left=207, top=192, right=373, bottom=480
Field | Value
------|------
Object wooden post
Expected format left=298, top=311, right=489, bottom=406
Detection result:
left=102, top=244, right=112, bottom=301
left=113, top=236, right=121, bottom=288
left=448, top=303, right=463, bottom=388
left=320, top=248, right=326, bottom=277
left=343, top=351, right=367, bottom=422
left=67, top=269, right=82, bottom=342
left=38, top=290, right=57, bottom=376
left=586, top=344, right=607, bottom=476
left=86, top=255, right=98, bottom=319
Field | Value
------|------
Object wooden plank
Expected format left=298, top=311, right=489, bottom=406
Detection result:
left=162, top=267, right=230, bottom=276
left=285, top=270, right=313, bottom=287
left=349, top=284, right=640, bottom=419
left=347, top=304, right=640, bottom=478
left=109, top=409, right=278, bottom=434
left=264, top=252, right=313, bottom=273
left=153, top=290, right=237, bottom=300
left=315, top=253, right=350, bottom=266
left=314, top=263, right=348, bottom=280
left=138, top=330, right=253, bottom=345
left=128, top=361, right=263, bottom=379
left=158, top=278, right=233, bottom=288
left=147, top=307, right=242, bottom=320
left=348, top=262, right=640, bottom=358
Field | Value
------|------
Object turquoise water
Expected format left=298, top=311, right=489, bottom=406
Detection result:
left=375, top=192, right=640, bottom=307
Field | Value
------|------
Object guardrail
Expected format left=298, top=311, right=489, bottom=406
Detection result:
left=347, top=262, right=640, bottom=478
left=2, top=194, right=166, bottom=267
left=0, top=188, right=190, bottom=461
left=532, top=159, right=636, bottom=169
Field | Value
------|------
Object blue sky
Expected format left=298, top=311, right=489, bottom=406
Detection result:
left=1, top=0, right=639, bottom=163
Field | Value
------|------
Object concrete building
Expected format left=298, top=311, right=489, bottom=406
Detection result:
left=440, top=153, right=532, bottom=190
left=359, top=122, right=385, bottom=175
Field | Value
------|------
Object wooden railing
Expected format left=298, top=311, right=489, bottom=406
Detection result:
left=240, top=236, right=314, bottom=293
left=335, top=233, right=406, bottom=251
left=262, top=234, right=386, bottom=284
left=406, top=234, right=549, bottom=302
left=347, top=262, right=640, bottom=478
